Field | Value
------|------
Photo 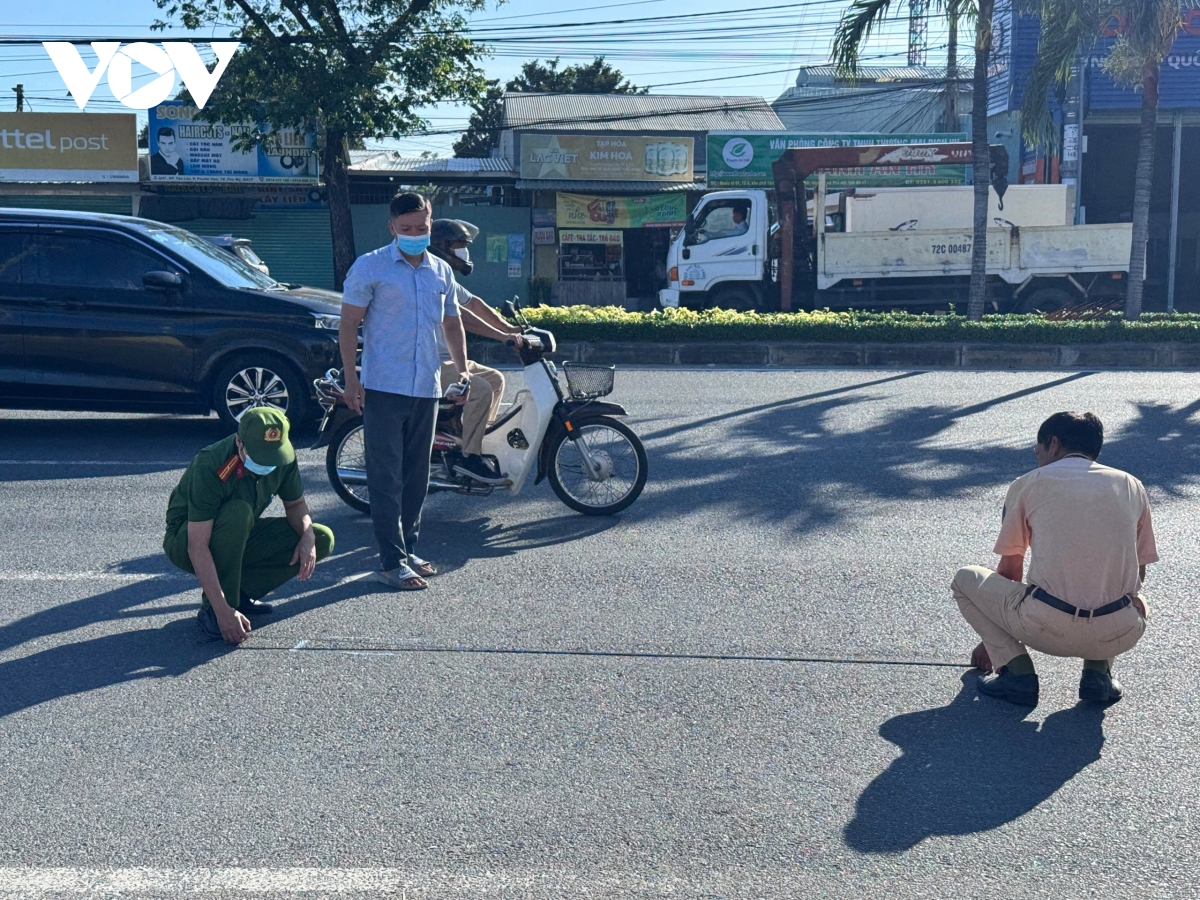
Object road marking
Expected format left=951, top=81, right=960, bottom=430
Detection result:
left=0, top=459, right=324, bottom=466
left=0, top=571, right=370, bottom=584
left=260, top=641, right=965, bottom=668
left=0, top=459, right=186, bottom=466
left=0, top=867, right=414, bottom=893
left=0, top=572, right=191, bottom=582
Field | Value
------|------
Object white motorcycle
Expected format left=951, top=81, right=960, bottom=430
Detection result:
left=313, top=300, right=648, bottom=516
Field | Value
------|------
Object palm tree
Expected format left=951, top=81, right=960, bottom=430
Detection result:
left=833, top=0, right=995, bottom=321
left=1020, top=1, right=1196, bottom=319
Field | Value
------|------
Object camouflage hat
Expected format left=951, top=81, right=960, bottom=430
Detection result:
left=237, top=407, right=295, bottom=468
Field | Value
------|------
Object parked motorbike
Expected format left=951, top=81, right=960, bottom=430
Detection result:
left=313, top=299, right=648, bottom=516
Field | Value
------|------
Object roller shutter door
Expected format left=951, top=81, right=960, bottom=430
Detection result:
left=0, top=195, right=133, bottom=215
left=183, top=210, right=335, bottom=290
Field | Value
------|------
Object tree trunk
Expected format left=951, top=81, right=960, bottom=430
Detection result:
left=1125, top=60, right=1159, bottom=320
left=323, top=129, right=356, bottom=290
left=967, top=0, right=994, bottom=321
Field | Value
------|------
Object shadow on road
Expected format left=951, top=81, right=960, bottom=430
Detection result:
left=627, top=371, right=1200, bottom=534
left=843, top=672, right=1106, bottom=853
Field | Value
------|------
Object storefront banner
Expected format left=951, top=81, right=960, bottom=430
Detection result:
left=560, top=230, right=623, bottom=246
left=522, top=135, right=694, bottom=182
left=148, top=101, right=317, bottom=183
left=707, top=132, right=969, bottom=188
left=532, top=226, right=556, bottom=245
left=0, top=112, right=137, bottom=182
left=557, top=192, right=687, bottom=230
left=531, top=208, right=556, bottom=227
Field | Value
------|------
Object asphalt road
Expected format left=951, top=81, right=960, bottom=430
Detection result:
left=0, top=368, right=1197, bottom=899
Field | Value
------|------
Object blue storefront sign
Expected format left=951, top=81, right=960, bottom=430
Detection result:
left=148, top=101, right=318, bottom=183
left=990, top=6, right=1200, bottom=113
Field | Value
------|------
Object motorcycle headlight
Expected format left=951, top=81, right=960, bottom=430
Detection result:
left=312, top=313, right=341, bottom=330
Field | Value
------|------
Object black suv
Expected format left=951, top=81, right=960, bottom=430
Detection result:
left=0, top=208, right=343, bottom=428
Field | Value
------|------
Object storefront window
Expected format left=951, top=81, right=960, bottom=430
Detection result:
left=558, top=230, right=624, bottom=281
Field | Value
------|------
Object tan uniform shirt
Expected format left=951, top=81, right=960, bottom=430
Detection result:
left=994, top=456, right=1158, bottom=609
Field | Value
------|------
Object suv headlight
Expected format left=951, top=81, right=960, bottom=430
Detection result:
left=312, top=313, right=340, bottom=330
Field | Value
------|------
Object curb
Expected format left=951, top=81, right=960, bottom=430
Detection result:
left=472, top=341, right=1200, bottom=369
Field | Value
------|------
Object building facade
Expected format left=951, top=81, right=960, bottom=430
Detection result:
left=988, top=2, right=1200, bottom=310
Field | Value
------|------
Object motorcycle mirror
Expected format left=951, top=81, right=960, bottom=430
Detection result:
left=503, top=299, right=518, bottom=319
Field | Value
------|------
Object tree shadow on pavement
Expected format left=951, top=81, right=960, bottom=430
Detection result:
left=628, top=372, right=1200, bottom=535
left=843, top=672, right=1106, bottom=853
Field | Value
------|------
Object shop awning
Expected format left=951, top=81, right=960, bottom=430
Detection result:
left=515, top=179, right=703, bottom=192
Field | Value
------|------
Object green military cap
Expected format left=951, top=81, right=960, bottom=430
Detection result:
left=237, top=407, right=295, bottom=467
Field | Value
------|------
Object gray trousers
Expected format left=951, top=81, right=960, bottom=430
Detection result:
left=363, top=389, right=437, bottom=571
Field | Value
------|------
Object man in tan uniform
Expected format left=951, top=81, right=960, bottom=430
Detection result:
left=952, top=411, right=1156, bottom=707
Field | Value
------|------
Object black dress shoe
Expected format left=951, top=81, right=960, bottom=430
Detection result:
left=238, top=591, right=274, bottom=615
left=197, top=605, right=222, bottom=640
left=977, top=666, right=1040, bottom=706
left=1079, top=668, right=1123, bottom=704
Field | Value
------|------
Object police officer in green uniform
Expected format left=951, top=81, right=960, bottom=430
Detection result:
left=164, top=407, right=335, bottom=643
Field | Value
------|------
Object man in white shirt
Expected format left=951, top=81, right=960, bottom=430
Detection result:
left=952, top=411, right=1156, bottom=707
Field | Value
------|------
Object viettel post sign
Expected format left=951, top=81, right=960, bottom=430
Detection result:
left=521, top=134, right=694, bottom=182
left=556, top=192, right=687, bottom=230
left=0, top=112, right=137, bottom=182
left=707, top=132, right=969, bottom=188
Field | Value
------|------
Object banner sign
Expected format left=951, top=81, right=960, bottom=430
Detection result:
left=521, top=135, right=693, bottom=182
left=560, top=230, right=623, bottom=246
left=0, top=112, right=137, bottom=182
left=148, top=101, right=317, bottom=183
left=532, top=226, right=556, bottom=245
left=707, top=132, right=969, bottom=188
left=556, top=192, right=686, bottom=230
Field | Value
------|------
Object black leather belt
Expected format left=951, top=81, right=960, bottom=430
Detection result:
left=1031, top=587, right=1131, bottom=619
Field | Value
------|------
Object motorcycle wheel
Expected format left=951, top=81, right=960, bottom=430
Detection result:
left=547, top=415, right=647, bottom=515
left=326, top=417, right=371, bottom=515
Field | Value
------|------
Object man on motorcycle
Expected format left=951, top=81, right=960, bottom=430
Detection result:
left=429, top=218, right=531, bottom=484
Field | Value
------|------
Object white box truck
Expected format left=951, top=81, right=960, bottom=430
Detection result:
left=659, top=143, right=1132, bottom=313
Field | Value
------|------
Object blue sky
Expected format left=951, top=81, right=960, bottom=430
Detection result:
left=0, top=0, right=944, bottom=156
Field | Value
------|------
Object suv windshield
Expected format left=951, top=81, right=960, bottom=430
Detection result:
left=133, top=223, right=281, bottom=290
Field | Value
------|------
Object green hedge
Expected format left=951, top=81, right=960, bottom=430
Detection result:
left=520, top=306, right=1200, bottom=344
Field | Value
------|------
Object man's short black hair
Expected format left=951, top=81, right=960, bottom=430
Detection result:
left=156, top=127, right=175, bottom=139
left=389, top=191, right=429, bottom=218
left=1037, top=411, right=1104, bottom=458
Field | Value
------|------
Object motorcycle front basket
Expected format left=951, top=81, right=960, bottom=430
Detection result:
left=562, top=363, right=615, bottom=400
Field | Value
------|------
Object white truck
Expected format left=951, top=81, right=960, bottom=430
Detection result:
left=659, top=142, right=1132, bottom=314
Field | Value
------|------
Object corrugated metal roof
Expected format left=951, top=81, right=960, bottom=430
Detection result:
left=503, top=93, right=784, bottom=132
left=348, top=151, right=514, bottom=175
left=793, top=66, right=950, bottom=85
left=514, top=179, right=702, bottom=192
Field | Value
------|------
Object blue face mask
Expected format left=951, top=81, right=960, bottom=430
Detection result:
left=395, top=233, right=431, bottom=256
left=242, top=454, right=276, bottom=476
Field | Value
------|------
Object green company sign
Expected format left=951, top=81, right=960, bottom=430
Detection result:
left=707, top=132, right=969, bottom=188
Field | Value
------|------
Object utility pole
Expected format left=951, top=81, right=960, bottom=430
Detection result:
left=12, top=84, right=24, bottom=112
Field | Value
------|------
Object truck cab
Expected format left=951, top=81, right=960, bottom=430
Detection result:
left=660, top=190, right=771, bottom=311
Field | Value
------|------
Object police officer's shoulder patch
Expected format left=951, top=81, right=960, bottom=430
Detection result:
left=217, top=453, right=241, bottom=482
